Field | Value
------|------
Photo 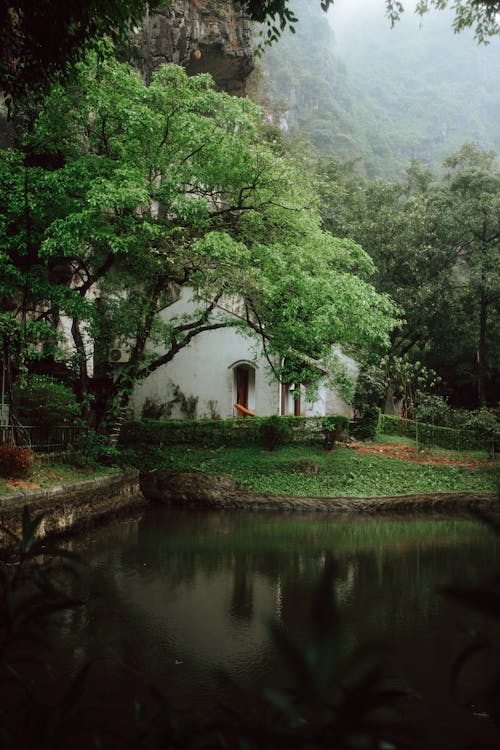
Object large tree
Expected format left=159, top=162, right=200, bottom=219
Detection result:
left=318, top=146, right=500, bottom=407
left=0, top=56, right=395, bottom=424
left=428, top=143, right=500, bottom=405
left=319, top=159, right=453, bottom=359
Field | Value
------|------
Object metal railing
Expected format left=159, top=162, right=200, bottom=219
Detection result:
left=0, top=424, right=89, bottom=453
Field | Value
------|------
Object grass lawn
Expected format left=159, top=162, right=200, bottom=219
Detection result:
left=0, top=461, right=119, bottom=496
left=131, top=435, right=499, bottom=497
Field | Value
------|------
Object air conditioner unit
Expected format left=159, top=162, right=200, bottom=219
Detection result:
left=108, top=347, right=130, bottom=364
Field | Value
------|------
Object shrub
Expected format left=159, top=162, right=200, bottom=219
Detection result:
left=121, top=417, right=324, bottom=449
left=0, top=444, right=35, bottom=479
left=121, top=416, right=362, bottom=450
left=71, top=430, right=122, bottom=467
left=259, top=415, right=293, bottom=451
left=352, top=406, right=380, bottom=441
left=13, top=375, right=81, bottom=430
left=415, top=394, right=450, bottom=426
left=352, top=366, right=386, bottom=414
left=464, top=409, right=499, bottom=457
left=322, top=415, right=350, bottom=450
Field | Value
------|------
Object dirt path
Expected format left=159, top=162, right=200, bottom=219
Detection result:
left=348, top=441, right=496, bottom=468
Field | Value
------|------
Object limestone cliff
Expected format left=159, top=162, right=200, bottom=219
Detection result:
left=132, top=0, right=254, bottom=95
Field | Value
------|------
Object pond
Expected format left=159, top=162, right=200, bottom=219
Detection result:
left=62, top=508, right=500, bottom=749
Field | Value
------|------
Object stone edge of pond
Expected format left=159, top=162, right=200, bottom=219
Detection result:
left=0, top=469, right=146, bottom=549
left=140, top=470, right=499, bottom=514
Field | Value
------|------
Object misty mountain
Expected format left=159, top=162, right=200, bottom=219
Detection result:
left=259, top=0, right=500, bottom=177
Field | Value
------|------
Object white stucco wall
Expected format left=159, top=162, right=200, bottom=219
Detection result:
left=129, top=289, right=358, bottom=420
left=324, top=348, right=359, bottom=418
left=130, top=289, right=280, bottom=419
left=131, top=325, right=281, bottom=419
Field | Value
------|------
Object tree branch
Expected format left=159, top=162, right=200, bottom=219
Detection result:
left=136, top=321, right=233, bottom=379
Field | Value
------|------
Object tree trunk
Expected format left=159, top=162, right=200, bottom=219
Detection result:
left=477, top=272, right=487, bottom=406
left=71, top=317, right=90, bottom=418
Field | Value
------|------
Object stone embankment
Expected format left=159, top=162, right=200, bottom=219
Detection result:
left=0, top=470, right=145, bottom=548
left=140, top=471, right=499, bottom=515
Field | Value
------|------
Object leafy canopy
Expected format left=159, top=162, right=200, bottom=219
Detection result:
left=1, top=55, right=396, bottom=417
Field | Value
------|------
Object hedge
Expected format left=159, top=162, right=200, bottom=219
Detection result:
left=120, top=416, right=336, bottom=449
left=378, top=413, right=485, bottom=451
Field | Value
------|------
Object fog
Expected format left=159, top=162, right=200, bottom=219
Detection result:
left=261, top=0, right=500, bottom=177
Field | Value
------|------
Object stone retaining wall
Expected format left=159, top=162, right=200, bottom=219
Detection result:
left=140, top=471, right=499, bottom=515
left=0, top=470, right=145, bottom=547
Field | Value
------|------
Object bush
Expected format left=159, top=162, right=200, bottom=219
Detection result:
left=415, top=395, right=450, bottom=426
left=71, top=430, right=122, bottom=467
left=352, top=367, right=386, bottom=414
left=121, top=416, right=355, bottom=451
left=121, top=417, right=325, bottom=449
left=13, top=375, right=81, bottom=430
left=259, top=415, right=293, bottom=451
left=352, top=406, right=380, bottom=441
left=0, top=444, right=35, bottom=479
left=464, top=409, right=499, bottom=456
left=322, top=415, right=349, bottom=450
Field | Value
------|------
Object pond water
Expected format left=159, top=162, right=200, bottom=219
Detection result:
left=62, top=508, right=500, bottom=748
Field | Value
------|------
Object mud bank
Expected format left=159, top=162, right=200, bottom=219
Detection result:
left=0, top=470, right=146, bottom=547
left=140, top=471, right=499, bottom=514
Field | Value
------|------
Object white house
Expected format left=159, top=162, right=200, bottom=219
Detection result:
left=129, top=289, right=358, bottom=421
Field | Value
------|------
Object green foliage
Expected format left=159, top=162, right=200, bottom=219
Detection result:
left=381, top=357, right=442, bottom=420
left=319, top=145, right=500, bottom=408
left=0, top=444, right=34, bottom=479
left=12, top=375, right=81, bottom=429
left=129, top=442, right=497, bottom=496
left=73, top=429, right=122, bottom=467
left=353, top=406, right=381, bottom=442
left=321, top=415, right=349, bottom=450
left=0, top=313, right=20, bottom=354
left=353, top=369, right=385, bottom=407
left=0, top=0, right=163, bottom=103
left=123, top=417, right=303, bottom=449
left=121, top=417, right=263, bottom=449
left=2, top=53, right=395, bottom=425
left=121, top=416, right=354, bottom=451
left=464, top=408, right=500, bottom=456
left=259, top=414, right=293, bottom=451
left=415, top=394, right=451, bottom=425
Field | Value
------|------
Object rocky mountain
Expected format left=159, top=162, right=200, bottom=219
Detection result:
left=260, top=0, right=500, bottom=177
left=131, top=0, right=254, bottom=95
left=258, top=0, right=366, bottom=162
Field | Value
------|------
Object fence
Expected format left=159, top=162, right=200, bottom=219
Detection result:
left=378, top=413, right=485, bottom=451
left=0, top=424, right=89, bottom=453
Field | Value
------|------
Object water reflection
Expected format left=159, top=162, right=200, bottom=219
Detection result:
left=67, top=508, right=500, bottom=748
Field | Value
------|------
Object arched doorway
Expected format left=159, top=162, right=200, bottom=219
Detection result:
left=231, top=362, right=256, bottom=416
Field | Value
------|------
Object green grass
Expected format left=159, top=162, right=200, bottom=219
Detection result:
left=131, top=437, right=499, bottom=497
left=0, top=462, right=119, bottom=496
left=374, top=433, right=492, bottom=461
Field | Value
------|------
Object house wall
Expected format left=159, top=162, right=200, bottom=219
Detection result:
left=129, top=290, right=279, bottom=419
left=131, top=325, right=280, bottom=419
left=129, top=289, right=358, bottom=421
